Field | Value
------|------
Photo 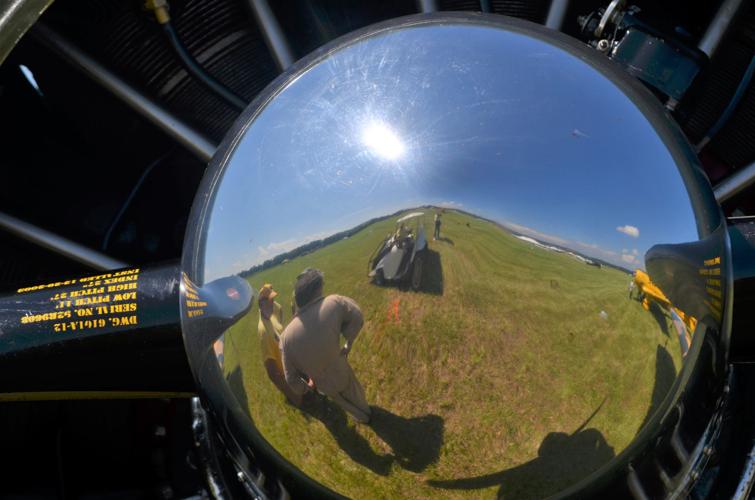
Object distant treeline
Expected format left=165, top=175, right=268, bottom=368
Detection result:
left=240, top=206, right=440, bottom=277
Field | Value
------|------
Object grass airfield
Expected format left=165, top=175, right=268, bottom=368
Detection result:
left=222, top=209, right=682, bottom=499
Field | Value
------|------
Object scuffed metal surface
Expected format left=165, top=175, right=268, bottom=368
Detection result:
left=0, top=0, right=53, bottom=66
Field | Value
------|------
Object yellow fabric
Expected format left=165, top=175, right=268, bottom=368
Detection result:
left=258, top=301, right=284, bottom=371
left=636, top=269, right=698, bottom=338
left=634, top=269, right=671, bottom=307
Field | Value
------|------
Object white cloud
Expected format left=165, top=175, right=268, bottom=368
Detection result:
left=255, top=231, right=331, bottom=262
left=575, top=241, right=617, bottom=257
left=572, top=128, right=590, bottom=139
left=503, top=222, right=569, bottom=246
left=500, top=220, right=645, bottom=269
left=619, top=247, right=644, bottom=268
left=257, top=240, right=296, bottom=258
left=621, top=254, right=637, bottom=264
left=439, top=201, right=464, bottom=208
left=616, top=225, right=640, bottom=238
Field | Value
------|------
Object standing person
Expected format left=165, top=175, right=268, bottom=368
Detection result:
left=280, top=268, right=372, bottom=423
left=258, top=284, right=302, bottom=407
left=434, top=211, right=442, bottom=240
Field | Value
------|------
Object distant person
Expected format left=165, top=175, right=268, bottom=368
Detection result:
left=402, top=223, right=411, bottom=237
left=628, top=279, right=636, bottom=299
left=258, top=284, right=302, bottom=407
left=434, top=212, right=442, bottom=240
left=281, top=268, right=372, bottom=423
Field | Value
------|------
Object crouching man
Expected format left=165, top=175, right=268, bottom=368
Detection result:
left=281, top=268, right=372, bottom=423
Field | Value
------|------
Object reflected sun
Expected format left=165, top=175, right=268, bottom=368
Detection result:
left=362, top=121, right=405, bottom=160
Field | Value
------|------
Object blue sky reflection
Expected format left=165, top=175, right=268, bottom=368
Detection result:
left=202, top=24, right=697, bottom=282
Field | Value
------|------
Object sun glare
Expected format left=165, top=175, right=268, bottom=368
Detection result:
left=362, top=122, right=405, bottom=160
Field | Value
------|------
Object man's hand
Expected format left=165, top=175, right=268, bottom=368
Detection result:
left=340, top=342, right=351, bottom=357
left=307, top=377, right=316, bottom=391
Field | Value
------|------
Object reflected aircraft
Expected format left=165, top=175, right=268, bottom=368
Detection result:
left=633, top=269, right=696, bottom=356
left=368, top=212, right=428, bottom=290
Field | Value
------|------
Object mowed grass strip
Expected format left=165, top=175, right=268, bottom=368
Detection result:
left=223, top=210, right=682, bottom=499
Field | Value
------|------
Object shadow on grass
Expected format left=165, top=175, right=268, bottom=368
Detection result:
left=434, top=236, right=454, bottom=246
left=427, top=428, right=615, bottom=499
left=370, top=406, right=444, bottom=473
left=427, top=401, right=613, bottom=499
left=638, top=344, right=677, bottom=432
left=300, top=396, right=392, bottom=475
left=416, top=249, right=443, bottom=296
left=300, top=397, right=443, bottom=475
left=648, top=301, right=670, bottom=337
left=227, top=366, right=253, bottom=420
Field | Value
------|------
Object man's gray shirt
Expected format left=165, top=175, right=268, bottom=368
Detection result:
left=280, top=294, right=364, bottom=396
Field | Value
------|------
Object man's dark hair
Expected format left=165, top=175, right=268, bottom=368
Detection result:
left=295, top=268, right=324, bottom=308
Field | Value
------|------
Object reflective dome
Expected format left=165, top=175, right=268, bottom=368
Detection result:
left=181, top=14, right=728, bottom=498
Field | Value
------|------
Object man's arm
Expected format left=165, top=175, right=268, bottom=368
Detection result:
left=281, top=341, right=310, bottom=395
left=336, top=296, right=364, bottom=355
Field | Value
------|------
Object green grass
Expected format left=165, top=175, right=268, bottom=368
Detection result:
left=222, top=209, right=682, bottom=499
